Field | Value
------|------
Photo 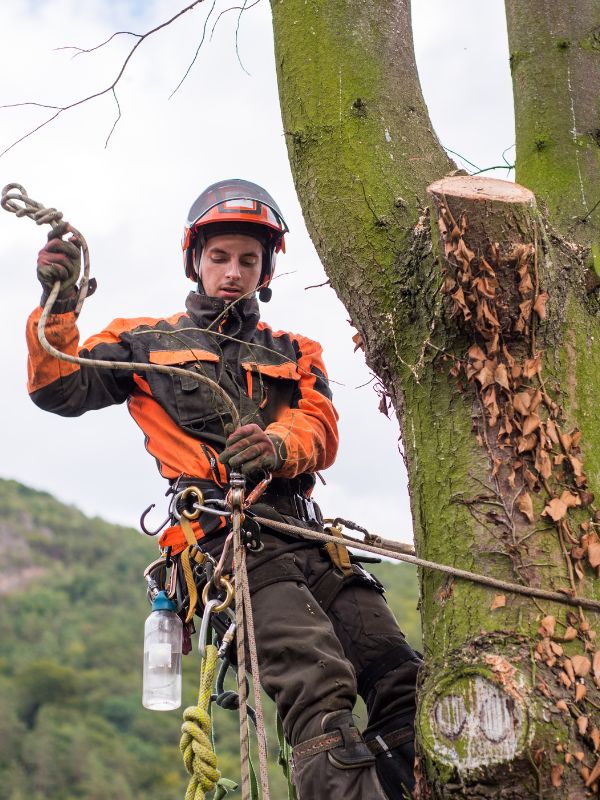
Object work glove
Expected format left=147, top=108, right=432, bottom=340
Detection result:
left=219, top=423, right=284, bottom=476
left=37, top=221, right=81, bottom=301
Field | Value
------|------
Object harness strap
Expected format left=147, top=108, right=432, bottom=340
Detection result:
left=324, top=524, right=353, bottom=576
left=366, top=726, right=413, bottom=756
left=356, top=641, right=420, bottom=698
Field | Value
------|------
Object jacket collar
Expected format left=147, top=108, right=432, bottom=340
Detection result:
left=185, top=290, right=261, bottom=340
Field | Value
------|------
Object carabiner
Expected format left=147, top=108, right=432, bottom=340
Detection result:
left=139, top=503, right=171, bottom=536
left=198, top=598, right=220, bottom=658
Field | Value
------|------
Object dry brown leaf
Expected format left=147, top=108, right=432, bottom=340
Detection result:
left=452, top=287, right=472, bottom=319
left=543, top=497, right=568, bottom=521
left=513, top=392, right=532, bottom=415
left=540, top=615, right=556, bottom=637
left=556, top=698, right=569, bottom=712
left=560, top=490, right=581, bottom=509
left=563, top=627, right=578, bottom=642
left=352, top=332, right=365, bottom=352
left=523, top=354, right=541, bottom=378
left=551, top=764, right=564, bottom=787
left=569, top=455, right=584, bottom=477
left=578, top=715, right=589, bottom=735
left=592, top=650, right=600, bottom=676
left=591, top=727, right=600, bottom=751
left=571, top=655, right=591, bottom=677
left=524, top=469, right=538, bottom=490
left=519, top=271, right=534, bottom=296
left=517, top=433, right=537, bottom=453
left=475, top=363, right=495, bottom=388
left=588, top=542, right=600, bottom=569
left=550, top=641, right=563, bottom=656
left=517, top=491, right=535, bottom=523
left=522, top=413, right=541, bottom=436
left=564, top=659, right=576, bottom=683
left=494, top=363, right=510, bottom=390
left=536, top=449, right=553, bottom=479
left=467, top=344, right=487, bottom=361
left=575, top=683, right=587, bottom=702
left=560, top=432, right=572, bottom=452
left=586, top=756, right=600, bottom=787
left=491, top=594, right=506, bottom=610
left=533, top=291, right=549, bottom=319
left=546, top=419, right=559, bottom=444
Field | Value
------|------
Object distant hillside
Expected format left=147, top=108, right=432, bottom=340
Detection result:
left=0, top=479, right=420, bottom=800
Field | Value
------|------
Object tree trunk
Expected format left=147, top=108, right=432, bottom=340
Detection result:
left=270, top=1, right=600, bottom=797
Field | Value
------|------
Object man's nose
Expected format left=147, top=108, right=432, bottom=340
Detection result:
left=225, top=259, right=242, bottom=279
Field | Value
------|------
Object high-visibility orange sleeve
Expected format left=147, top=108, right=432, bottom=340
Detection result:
left=266, top=333, right=339, bottom=477
left=26, top=306, right=136, bottom=414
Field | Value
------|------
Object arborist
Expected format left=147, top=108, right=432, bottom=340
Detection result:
left=26, top=178, right=422, bottom=799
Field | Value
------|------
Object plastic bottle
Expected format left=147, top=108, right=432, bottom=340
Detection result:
left=142, top=590, right=183, bottom=710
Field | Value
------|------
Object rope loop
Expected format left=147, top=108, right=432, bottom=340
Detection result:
left=180, top=643, right=221, bottom=800
left=1, top=183, right=64, bottom=227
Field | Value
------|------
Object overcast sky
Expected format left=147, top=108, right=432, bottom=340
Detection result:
left=0, top=0, right=514, bottom=543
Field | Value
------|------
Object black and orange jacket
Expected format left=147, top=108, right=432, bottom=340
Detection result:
left=26, top=291, right=339, bottom=550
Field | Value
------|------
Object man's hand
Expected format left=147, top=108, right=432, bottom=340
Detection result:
left=219, top=424, right=284, bottom=475
left=37, top=221, right=81, bottom=299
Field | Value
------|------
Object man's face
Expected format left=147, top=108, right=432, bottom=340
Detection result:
left=199, top=233, right=263, bottom=303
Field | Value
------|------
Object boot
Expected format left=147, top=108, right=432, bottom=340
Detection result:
left=363, top=713, right=416, bottom=799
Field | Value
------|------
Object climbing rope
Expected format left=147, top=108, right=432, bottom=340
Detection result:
left=251, top=516, right=600, bottom=613
left=229, top=474, right=271, bottom=800
left=180, top=643, right=221, bottom=800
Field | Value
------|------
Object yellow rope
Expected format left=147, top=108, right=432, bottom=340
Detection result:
left=180, top=643, right=221, bottom=800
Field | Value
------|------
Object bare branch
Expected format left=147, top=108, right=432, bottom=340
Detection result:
left=54, top=30, right=142, bottom=58
left=0, top=1, right=207, bottom=158
left=235, top=0, right=252, bottom=76
left=210, top=0, right=261, bottom=40
left=104, top=89, right=122, bottom=149
left=169, top=0, right=218, bottom=100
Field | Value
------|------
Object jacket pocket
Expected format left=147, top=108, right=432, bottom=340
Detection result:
left=148, top=348, right=225, bottom=427
left=241, top=361, right=301, bottom=421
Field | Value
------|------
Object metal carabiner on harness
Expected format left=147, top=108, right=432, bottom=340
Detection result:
left=198, top=598, right=221, bottom=658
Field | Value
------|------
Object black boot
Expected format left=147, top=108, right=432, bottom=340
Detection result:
left=363, top=713, right=416, bottom=799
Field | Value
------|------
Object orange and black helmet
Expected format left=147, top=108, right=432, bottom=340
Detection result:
left=182, top=179, right=288, bottom=301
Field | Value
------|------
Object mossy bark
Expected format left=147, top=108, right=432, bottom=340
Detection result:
left=505, top=0, right=600, bottom=277
left=270, top=1, right=600, bottom=797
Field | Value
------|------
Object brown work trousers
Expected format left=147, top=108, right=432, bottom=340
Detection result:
left=203, top=516, right=420, bottom=800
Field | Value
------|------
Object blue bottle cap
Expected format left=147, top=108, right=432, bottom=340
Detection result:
left=151, top=590, right=177, bottom=612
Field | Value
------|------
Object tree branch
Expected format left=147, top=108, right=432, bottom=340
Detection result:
left=0, top=1, right=208, bottom=157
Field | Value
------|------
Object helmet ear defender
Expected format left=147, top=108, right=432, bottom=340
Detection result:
left=182, top=179, right=288, bottom=300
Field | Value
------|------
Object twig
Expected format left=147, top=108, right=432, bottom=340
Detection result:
left=55, top=30, right=142, bottom=58
left=210, top=0, right=261, bottom=40
left=304, top=279, right=331, bottom=290
left=169, top=0, right=218, bottom=99
left=0, top=1, right=208, bottom=157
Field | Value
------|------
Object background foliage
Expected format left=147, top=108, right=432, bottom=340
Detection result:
left=0, top=478, right=420, bottom=799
